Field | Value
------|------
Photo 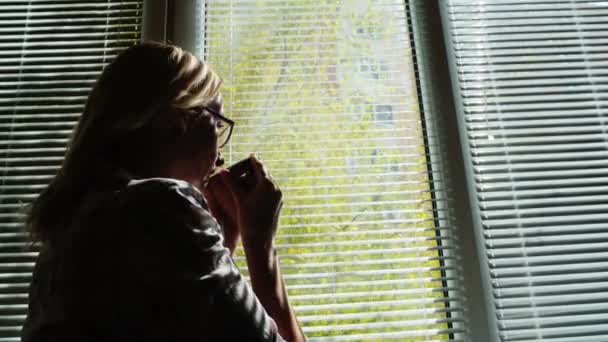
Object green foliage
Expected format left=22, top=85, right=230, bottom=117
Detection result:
left=206, top=0, right=449, bottom=339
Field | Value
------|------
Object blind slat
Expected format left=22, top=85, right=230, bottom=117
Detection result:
left=203, top=0, right=464, bottom=338
left=443, top=0, right=608, bottom=340
left=0, top=1, right=143, bottom=339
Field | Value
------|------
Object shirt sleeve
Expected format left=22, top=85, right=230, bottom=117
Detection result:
left=116, top=179, right=285, bottom=342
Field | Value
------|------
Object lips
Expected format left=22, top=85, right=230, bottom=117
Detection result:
left=215, top=151, right=225, bottom=167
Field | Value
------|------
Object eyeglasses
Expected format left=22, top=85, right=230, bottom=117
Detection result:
left=201, top=106, right=234, bottom=149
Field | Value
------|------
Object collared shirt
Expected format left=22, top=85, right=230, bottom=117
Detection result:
left=21, top=169, right=284, bottom=341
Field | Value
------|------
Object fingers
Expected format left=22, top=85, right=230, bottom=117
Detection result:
left=249, top=154, right=281, bottom=193
left=205, top=170, right=241, bottom=210
left=249, top=154, right=266, bottom=184
left=217, top=169, right=245, bottom=204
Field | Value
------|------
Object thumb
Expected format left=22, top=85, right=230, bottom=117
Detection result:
left=217, top=169, right=246, bottom=206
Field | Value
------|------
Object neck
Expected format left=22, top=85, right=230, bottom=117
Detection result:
left=158, top=162, right=204, bottom=189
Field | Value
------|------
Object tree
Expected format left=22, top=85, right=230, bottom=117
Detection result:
left=204, top=0, right=448, bottom=339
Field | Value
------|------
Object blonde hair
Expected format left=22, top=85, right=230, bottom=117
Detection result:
left=25, top=42, right=222, bottom=243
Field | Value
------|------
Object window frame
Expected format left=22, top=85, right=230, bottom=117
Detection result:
left=151, top=0, right=494, bottom=340
left=408, top=1, right=493, bottom=340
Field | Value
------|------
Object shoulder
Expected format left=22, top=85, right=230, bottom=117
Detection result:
left=117, top=177, right=224, bottom=253
left=120, top=177, right=217, bottom=225
left=124, top=177, right=208, bottom=210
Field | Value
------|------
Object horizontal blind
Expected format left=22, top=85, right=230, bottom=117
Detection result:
left=0, top=1, right=142, bottom=340
left=200, top=0, right=465, bottom=340
left=441, top=0, right=608, bottom=341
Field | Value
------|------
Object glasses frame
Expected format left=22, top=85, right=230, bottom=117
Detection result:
left=201, top=106, right=235, bottom=149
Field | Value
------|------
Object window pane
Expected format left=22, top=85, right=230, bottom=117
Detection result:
left=199, top=0, right=462, bottom=339
left=0, top=1, right=143, bottom=338
left=442, top=0, right=608, bottom=340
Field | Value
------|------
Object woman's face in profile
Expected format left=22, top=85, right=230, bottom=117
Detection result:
left=198, top=93, right=225, bottom=183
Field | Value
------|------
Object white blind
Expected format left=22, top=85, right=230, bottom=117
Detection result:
left=0, top=1, right=142, bottom=340
left=441, top=0, right=608, bottom=341
left=199, top=0, right=466, bottom=340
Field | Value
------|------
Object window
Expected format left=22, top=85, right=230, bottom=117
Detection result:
left=374, top=104, right=394, bottom=125
left=3, top=0, right=606, bottom=340
left=198, top=0, right=462, bottom=340
left=359, top=57, right=389, bottom=79
left=0, top=1, right=143, bottom=339
left=349, top=0, right=386, bottom=40
left=442, top=0, right=608, bottom=340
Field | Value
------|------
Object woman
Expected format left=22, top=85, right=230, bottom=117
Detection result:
left=21, top=42, right=306, bottom=342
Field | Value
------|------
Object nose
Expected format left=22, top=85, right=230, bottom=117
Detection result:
left=215, top=151, right=225, bottom=167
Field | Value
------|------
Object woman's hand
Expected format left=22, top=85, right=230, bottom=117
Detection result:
left=211, top=156, right=305, bottom=341
left=204, top=155, right=283, bottom=255
left=223, top=155, right=283, bottom=253
left=203, top=170, right=240, bottom=254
